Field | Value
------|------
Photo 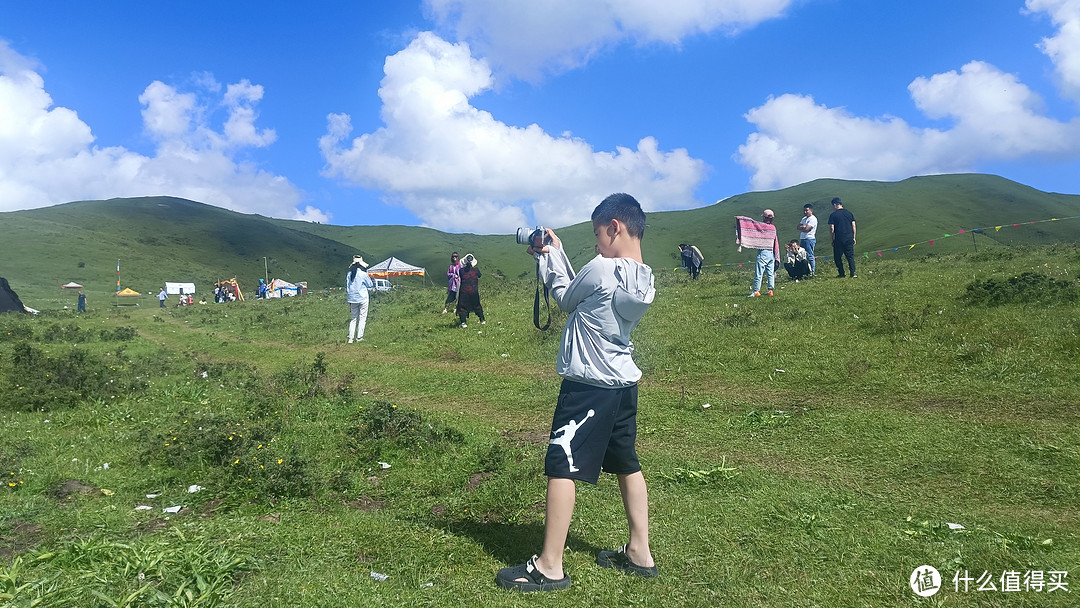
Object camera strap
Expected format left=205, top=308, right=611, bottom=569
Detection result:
left=533, top=261, right=551, bottom=330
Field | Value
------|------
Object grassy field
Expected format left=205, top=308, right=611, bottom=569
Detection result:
left=1, top=241, right=1078, bottom=607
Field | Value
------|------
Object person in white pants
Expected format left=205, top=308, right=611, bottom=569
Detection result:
left=345, top=255, right=374, bottom=343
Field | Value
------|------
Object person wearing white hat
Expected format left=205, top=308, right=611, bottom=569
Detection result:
left=345, top=255, right=374, bottom=342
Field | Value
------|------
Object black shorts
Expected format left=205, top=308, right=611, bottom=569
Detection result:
left=544, top=380, right=641, bottom=484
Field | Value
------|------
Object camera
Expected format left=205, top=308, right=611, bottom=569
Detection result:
left=516, top=226, right=547, bottom=247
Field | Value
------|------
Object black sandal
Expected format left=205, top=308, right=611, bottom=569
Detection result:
left=495, top=555, right=572, bottom=592
left=596, top=544, right=658, bottom=578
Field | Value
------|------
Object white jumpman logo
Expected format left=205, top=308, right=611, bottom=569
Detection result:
left=550, top=409, right=595, bottom=472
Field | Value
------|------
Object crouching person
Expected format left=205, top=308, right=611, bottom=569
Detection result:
left=784, top=239, right=811, bottom=281
left=496, top=193, right=658, bottom=592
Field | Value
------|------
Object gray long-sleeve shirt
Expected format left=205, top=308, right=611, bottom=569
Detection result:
left=537, top=245, right=655, bottom=387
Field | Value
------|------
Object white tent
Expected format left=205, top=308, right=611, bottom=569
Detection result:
left=367, top=257, right=426, bottom=283
left=165, top=282, right=196, bottom=295
left=267, top=278, right=299, bottom=298
left=60, top=281, right=84, bottom=289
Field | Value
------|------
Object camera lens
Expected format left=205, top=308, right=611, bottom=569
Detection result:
left=516, top=227, right=532, bottom=245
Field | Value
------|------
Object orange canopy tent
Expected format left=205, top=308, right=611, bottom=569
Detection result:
left=367, top=257, right=426, bottom=283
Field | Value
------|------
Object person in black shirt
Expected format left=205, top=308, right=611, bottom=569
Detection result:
left=828, top=197, right=857, bottom=278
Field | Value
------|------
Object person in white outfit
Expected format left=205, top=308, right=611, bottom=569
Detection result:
left=345, top=255, right=374, bottom=343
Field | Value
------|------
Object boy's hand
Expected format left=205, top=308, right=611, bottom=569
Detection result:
left=527, top=228, right=561, bottom=255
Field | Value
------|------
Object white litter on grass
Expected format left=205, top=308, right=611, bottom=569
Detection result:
left=420, top=582, right=434, bottom=588
left=378, top=462, right=391, bottom=469
left=774, top=369, right=785, bottom=373
left=853, top=314, right=859, bottom=319
left=146, top=493, right=161, bottom=499
left=501, top=353, right=508, bottom=358
left=163, top=505, right=183, bottom=514
left=187, top=485, right=205, bottom=493
left=95, top=463, right=110, bottom=471
left=702, top=403, right=712, bottom=409
left=370, top=571, right=390, bottom=581
left=946, top=522, right=965, bottom=530
left=135, top=505, right=153, bottom=511
left=201, top=371, right=208, bottom=378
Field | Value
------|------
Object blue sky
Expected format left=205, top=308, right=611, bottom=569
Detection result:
left=2, top=0, right=1078, bottom=233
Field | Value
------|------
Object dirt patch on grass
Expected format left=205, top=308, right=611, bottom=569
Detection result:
left=200, top=497, right=226, bottom=518
left=346, top=495, right=387, bottom=512
left=0, top=520, right=45, bottom=558
left=49, top=479, right=98, bottom=502
left=465, top=472, right=493, bottom=491
left=134, top=518, right=171, bottom=534
left=499, top=429, right=549, bottom=446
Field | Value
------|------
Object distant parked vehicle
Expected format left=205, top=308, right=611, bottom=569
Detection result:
left=372, top=278, right=393, bottom=292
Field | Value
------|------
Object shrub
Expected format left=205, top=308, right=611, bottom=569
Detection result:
left=2, top=342, right=147, bottom=411
left=100, top=326, right=138, bottom=341
left=0, top=317, right=34, bottom=342
left=143, top=413, right=316, bottom=499
left=40, top=322, right=95, bottom=343
left=349, top=401, right=464, bottom=448
left=270, top=352, right=354, bottom=401
left=961, top=272, right=1079, bottom=306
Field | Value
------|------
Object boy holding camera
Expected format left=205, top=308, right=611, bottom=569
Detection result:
left=496, top=193, right=657, bottom=592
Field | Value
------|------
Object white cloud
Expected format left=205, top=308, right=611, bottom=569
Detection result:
left=321, top=32, right=707, bottom=233
left=1027, top=0, right=1080, bottom=103
left=0, top=40, right=324, bottom=222
left=737, top=57, right=1080, bottom=190
left=423, top=0, right=793, bottom=81
left=909, top=61, right=1074, bottom=154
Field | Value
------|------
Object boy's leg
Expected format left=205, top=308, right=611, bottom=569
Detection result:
left=618, top=471, right=654, bottom=567
left=530, top=477, right=576, bottom=580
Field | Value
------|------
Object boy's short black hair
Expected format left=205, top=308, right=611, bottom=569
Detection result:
left=803, top=203, right=813, bottom=210
left=592, top=193, right=646, bottom=239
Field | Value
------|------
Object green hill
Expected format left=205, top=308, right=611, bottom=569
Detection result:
left=274, top=173, right=1080, bottom=274
left=1, top=197, right=358, bottom=303
left=2, top=174, right=1078, bottom=307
